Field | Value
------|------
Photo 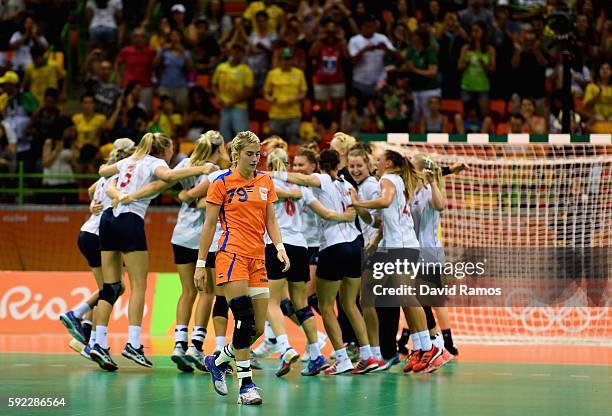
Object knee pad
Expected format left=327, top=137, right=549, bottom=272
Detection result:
left=280, top=298, right=295, bottom=317
left=213, top=296, right=229, bottom=319
left=99, top=282, right=122, bottom=305
left=229, top=295, right=255, bottom=349
left=307, top=293, right=320, bottom=315
left=295, top=306, right=314, bottom=325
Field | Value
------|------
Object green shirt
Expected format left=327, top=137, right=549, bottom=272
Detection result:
left=407, top=47, right=440, bottom=92
left=461, top=50, right=491, bottom=93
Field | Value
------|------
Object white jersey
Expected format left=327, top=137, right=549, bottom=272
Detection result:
left=357, top=176, right=381, bottom=246
left=379, top=173, right=419, bottom=249
left=301, top=194, right=319, bottom=248
left=206, top=169, right=227, bottom=252
left=312, top=173, right=360, bottom=251
left=112, top=155, right=169, bottom=219
left=264, top=178, right=310, bottom=248
left=80, top=175, right=115, bottom=235
left=412, top=184, right=444, bottom=263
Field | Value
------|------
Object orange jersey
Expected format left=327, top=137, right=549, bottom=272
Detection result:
left=207, top=169, right=278, bottom=259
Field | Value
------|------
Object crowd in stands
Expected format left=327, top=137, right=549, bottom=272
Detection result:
left=0, top=0, right=611, bottom=203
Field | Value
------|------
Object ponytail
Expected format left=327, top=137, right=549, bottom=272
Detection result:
left=108, top=138, right=135, bottom=164
left=384, top=149, right=418, bottom=200
left=266, top=148, right=289, bottom=172
left=133, top=132, right=172, bottom=159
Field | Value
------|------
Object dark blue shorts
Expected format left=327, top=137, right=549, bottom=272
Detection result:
left=316, top=237, right=362, bottom=281
left=265, top=244, right=309, bottom=282
left=172, top=244, right=199, bottom=265
left=206, top=251, right=216, bottom=268
left=77, top=231, right=101, bottom=268
left=307, top=247, right=319, bottom=265
left=99, top=209, right=147, bottom=252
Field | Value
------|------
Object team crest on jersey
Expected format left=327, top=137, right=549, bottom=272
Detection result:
left=259, top=187, right=269, bottom=200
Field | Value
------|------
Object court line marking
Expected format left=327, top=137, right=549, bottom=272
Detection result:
left=530, top=373, right=551, bottom=377
left=569, top=375, right=590, bottom=379
left=492, top=372, right=513, bottom=376
left=49, top=364, right=66, bottom=367
left=13, top=363, right=32, bottom=367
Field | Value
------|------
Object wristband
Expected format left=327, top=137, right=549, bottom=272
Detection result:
left=276, top=243, right=286, bottom=252
left=196, top=259, right=206, bottom=268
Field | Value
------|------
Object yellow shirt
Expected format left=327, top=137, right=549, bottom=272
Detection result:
left=25, top=63, right=65, bottom=106
left=212, top=62, right=254, bottom=109
left=584, top=83, right=612, bottom=120
left=264, top=67, right=307, bottom=120
left=157, top=113, right=182, bottom=136
left=72, top=113, right=107, bottom=149
left=243, top=1, right=284, bottom=33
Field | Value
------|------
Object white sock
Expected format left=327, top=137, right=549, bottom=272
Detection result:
left=411, top=333, right=422, bottom=351
left=72, top=302, right=91, bottom=319
left=418, top=330, right=432, bottom=351
left=88, top=330, right=96, bottom=348
left=82, top=319, right=93, bottom=327
left=128, top=325, right=142, bottom=349
left=215, top=344, right=234, bottom=366
left=308, top=343, right=321, bottom=360
left=276, top=334, right=290, bottom=352
left=433, top=333, right=444, bottom=351
left=96, top=325, right=108, bottom=349
left=236, top=359, right=251, bottom=389
left=335, top=347, right=349, bottom=362
left=359, top=344, right=372, bottom=360
left=371, top=346, right=382, bottom=360
left=215, top=336, right=226, bottom=352
left=174, top=324, right=188, bottom=343
left=264, top=321, right=276, bottom=340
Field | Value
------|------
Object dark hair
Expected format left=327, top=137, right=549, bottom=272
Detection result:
left=508, top=112, right=525, bottom=123
left=295, top=147, right=318, bottom=166
left=30, top=44, right=46, bottom=58
left=314, top=110, right=333, bottom=130
left=94, top=0, right=110, bottom=9
left=414, top=29, right=431, bottom=49
left=319, top=149, right=340, bottom=172
left=360, top=14, right=377, bottom=25
left=255, top=10, right=269, bottom=20
left=205, top=0, right=225, bottom=21
left=81, top=93, right=95, bottom=102
left=124, top=80, right=141, bottom=97
left=160, top=95, right=174, bottom=104
left=45, top=88, right=60, bottom=99
left=468, top=21, right=488, bottom=51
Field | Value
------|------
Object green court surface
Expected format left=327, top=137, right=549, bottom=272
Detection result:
left=0, top=353, right=610, bottom=416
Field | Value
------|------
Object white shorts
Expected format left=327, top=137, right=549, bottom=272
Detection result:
left=249, top=287, right=270, bottom=299
left=314, top=83, right=345, bottom=101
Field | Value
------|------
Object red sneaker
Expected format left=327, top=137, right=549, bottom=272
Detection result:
left=370, top=358, right=387, bottom=373
left=402, top=350, right=422, bottom=373
left=441, top=348, right=454, bottom=364
left=351, top=357, right=379, bottom=374
left=413, top=346, right=441, bottom=373
left=424, top=353, right=446, bottom=373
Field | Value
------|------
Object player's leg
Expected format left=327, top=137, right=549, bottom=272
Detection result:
left=267, top=278, right=299, bottom=377
left=170, top=259, right=198, bottom=373
left=184, top=266, right=214, bottom=371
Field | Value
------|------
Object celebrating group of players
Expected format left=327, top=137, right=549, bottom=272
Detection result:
left=59, top=129, right=462, bottom=405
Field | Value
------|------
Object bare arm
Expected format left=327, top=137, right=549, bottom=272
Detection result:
left=277, top=188, right=302, bottom=200
left=265, top=203, right=290, bottom=272
left=153, top=164, right=216, bottom=182
left=285, top=172, right=321, bottom=188
left=106, top=178, right=124, bottom=200
left=307, top=199, right=355, bottom=222
left=122, top=180, right=174, bottom=203
left=193, top=202, right=222, bottom=290
left=351, top=178, right=395, bottom=209
left=99, top=163, right=119, bottom=177
left=457, top=45, right=468, bottom=71
left=180, top=178, right=211, bottom=201
left=88, top=180, right=100, bottom=200
left=426, top=178, right=446, bottom=212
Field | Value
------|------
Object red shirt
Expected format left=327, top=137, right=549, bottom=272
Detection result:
left=314, top=42, right=345, bottom=85
left=117, top=45, right=156, bottom=88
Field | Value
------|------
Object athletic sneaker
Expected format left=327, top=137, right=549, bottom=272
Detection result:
left=184, top=346, right=208, bottom=372
left=204, top=355, right=228, bottom=396
left=301, top=332, right=329, bottom=362
left=384, top=355, right=401, bottom=369
left=68, top=338, right=85, bottom=354
left=80, top=344, right=92, bottom=361
left=403, top=350, right=422, bottom=373
left=122, top=343, right=153, bottom=368
left=237, top=383, right=262, bottom=405
left=250, top=356, right=263, bottom=370
left=59, top=311, right=86, bottom=344
left=275, top=348, right=299, bottom=377
left=171, top=346, right=194, bottom=373
left=424, top=353, right=447, bottom=373
left=301, top=355, right=329, bottom=376
left=370, top=358, right=388, bottom=372
left=441, top=348, right=454, bottom=363
left=90, top=344, right=118, bottom=371
left=252, top=339, right=279, bottom=358
left=323, top=359, right=353, bottom=375
left=351, top=357, right=379, bottom=374
left=413, top=346, right=441, bottom=373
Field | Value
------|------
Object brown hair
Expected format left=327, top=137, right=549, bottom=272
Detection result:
left=384, top=149, right=419, bottom=199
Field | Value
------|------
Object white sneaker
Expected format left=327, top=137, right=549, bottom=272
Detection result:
left=323, top=358, right=354, bottom=375
left=237, top=383, right=262, bottom=405
left=252, top=339, right=280, bottom=358
left=171, top=346, right=194, bottom=373
left=184, top=346, right=208, bottom=372
left=301, top=331, right=329, bottom=362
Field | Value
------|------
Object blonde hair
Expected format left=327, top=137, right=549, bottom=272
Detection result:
left=188, top=130, right=224, bottom=167
left=108, top=138, right=135, bottom=164
left=414, top=153, right=445, bottom=197
left=267, top=147, right=289, bottom=172
left=348, top=147, right=371, bottom=171
left=330, top=132, right=357, bottom=155
left=261, top=135, right=288, bottom=152
left=384, top=149, right=419, bottom=200
left=229, top=131, right=260, bottom=167
left=133, top=132, right=173, bottom=159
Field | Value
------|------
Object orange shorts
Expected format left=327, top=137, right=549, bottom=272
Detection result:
left=215, top=251, right=268, bottom=288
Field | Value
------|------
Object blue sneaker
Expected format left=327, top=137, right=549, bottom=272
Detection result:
left=59, top=311, right=86, bottom=344
left=237, top=383, right=262, bottom=405
left=121, top=343, right=153, bottom=368
left=80, top=344, right=93, bottom=361
left=205, top=355, right=228, bottom=396
left=90, top=344, right=118, bottom=371
left=301, top=355, right=329, bottom=376
left=275, top=348, right=299, bottom=377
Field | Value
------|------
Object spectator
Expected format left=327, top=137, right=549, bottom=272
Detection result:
left=191, top=17, right=222, bottom=74
left=323, top=1, right=358, bottom=40
left=9, top=16, right=48, bottom=74
left=0, top=117, right=17, bottom=174
left=23, top=45, right=66, bottom=108
left=375, top=72, right=413, bottom=133
left=507, top=112, right=526, bottom=134
left=511, top=28, right=551, bottom=115
left=417, top=95, right=449, bottom=133
left=243, top=0, right=285, bottom=34
left=108, top=81, right=149, bottom=142
left=212, top=43, right=253, bottom=143
left=546, top=52, right=591, bottom=99
left=84, top=58, right=122, bottom=117
left=404, top=29, right=441, bottom=122
left=386, top=0, right=418, bottom=36
left=297, top=0, right=324, bottom=42
left=312, top=110, right=336, bottom=149
left=424, top=0, right=445, bottom=35
left=490, top=4, right=517, bottom=101
left=519, top=96, right=545, bottom=134
left=584, top=62, right=612, bottom=132
left=575, top=13, right=599, bottom=67
left=116, top=28, right=155, bottom=114
left=154, top=29, right=193, bottom=112
left=71, top=93, right=112, bottom=161
left=437, top=11, right=468, bottom=99
left=341, top=91, right=371, bottom=138
left=151, top=95, right=182, bottom=137
left=348, top=15, right=397, bottom=101
left=204, top=0, right=232, bottom=40
left=263, top=47, right=307, bottom=144
left=150, top=17, right=172, bottom=51
left=453, top=100, right=493, bottom=134
left=183, top=86, right=218, bottom=140
left=247, top=11, right=277, bottom=90
left=41, top=124, right=76, bottom=204
left=459, top=0, right=493, bottom=32
left=0, top=0, right=25, bottom=51
left=458, top=21, right=496, bottom=117
left=85, top=0, right=123, bottom=51
left=272, top=24, right=308, bottom=72
left=310, top=21, right=349, bottom=120
left=27, top=87, right=66, bottom=170
left=169, top=4, right=190, bottom=37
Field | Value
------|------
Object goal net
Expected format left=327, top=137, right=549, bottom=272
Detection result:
left=383, top=134, right=611, bottom=345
